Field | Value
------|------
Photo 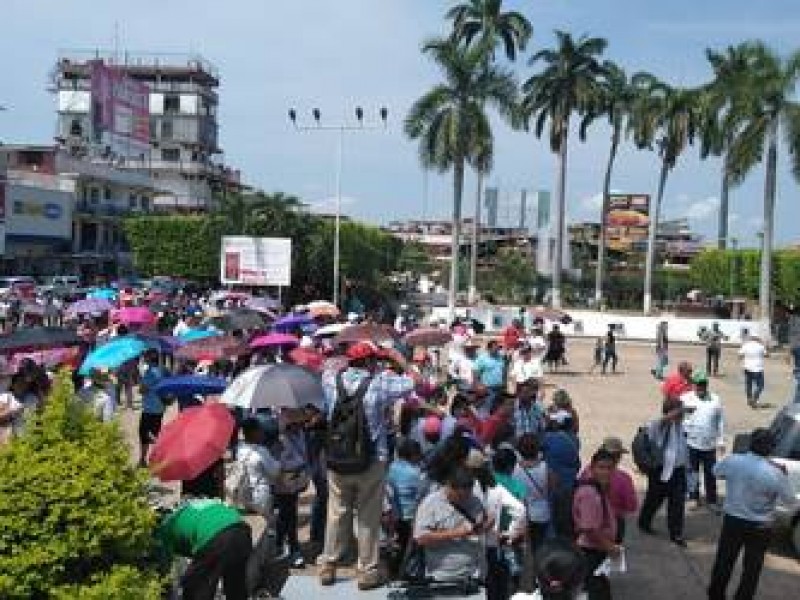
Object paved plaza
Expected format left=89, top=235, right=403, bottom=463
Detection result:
left=122, top=338, right=799, bottom=599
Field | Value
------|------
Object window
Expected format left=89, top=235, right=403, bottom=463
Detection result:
left=141, top=197, right=151, bottom=212
left=89, top=188, right=100, bottom=204
left=164, top=94, right=180, bottom=114
left=161, top=148, right=180, bottom=162
left=104, top=187, right=112, bottom=200
left=129, top=193, right=138, bottom=209
left=161, top=119, right=173, bottom=140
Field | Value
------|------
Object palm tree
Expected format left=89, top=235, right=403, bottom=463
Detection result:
left=446, top=0, right=532, bottom=303
left=629, top=74, right=701, bottom=313
left=585, top=61, right=634, bottom=305
left=405, top=39, right=517, bottom=317
left=700, top=44, right=763, bottom=249
left=518, top=31, right=607, bottom=308
left=446, top=0, right=532, bottom=61
left=724, top=43, right=800, bottom=339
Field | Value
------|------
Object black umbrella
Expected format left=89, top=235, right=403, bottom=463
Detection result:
left=0, top=327, right=83, bottom=353
left=208, top=308, right=269, bottom=332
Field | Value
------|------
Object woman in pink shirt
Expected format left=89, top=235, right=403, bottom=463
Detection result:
left=573, top=448, right=621, bottom=600
left=579, top=437, right=638, bottom=542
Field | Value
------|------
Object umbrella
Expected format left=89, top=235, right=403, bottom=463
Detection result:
left=88, top=288, right=118, bottom=301
left=333, top=323, right=398, bottom=345
left=66, top=298, right=114, bottom=318
left=529, top=306, right=572, bottom=324
left=137, top=334, right=182, bottom=353
left=245, top=296, right=281, bottom=313
left=154, top=375, right=228, bottom=397
left=208, top=308, right=269, bottom=332
left=403, top=327, right=453, bottom=347
left=287, top=347, right=324, bottom=371
left=0, top=327, right=82, bottom=353
left=148, top=403, right=234, bottom=482
left=178, top=328, right=220, bottom=343
left=273, top=313, right=314, bottom=331
left=249, top=333, right=300, bottom=350
left=308, top=300, right=340, bottom=318
left=321, top=355, right=350, bottom=373
left=10, top=346, right=80, bottom=370
left=313, top=323, right=348, bottom=338
left=221, top=363, right=324, bottom=411
left=175, top=335, right=248, bottom=362
left=210, top=290, right=251, bottom=303
left=116, top=306, right=157, bottom=327
left=79, top=336, right=148, bottom=375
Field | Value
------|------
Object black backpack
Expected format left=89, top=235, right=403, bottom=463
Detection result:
left=631, top=423, right=668, bottom=474
left=326, top=372, right=375, bottom=474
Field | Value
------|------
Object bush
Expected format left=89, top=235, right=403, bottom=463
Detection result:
left=0, top=371, right=163, bottom=599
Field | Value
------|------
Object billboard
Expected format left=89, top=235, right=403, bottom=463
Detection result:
left=6, top=184, right=73, bottom=239
left=90, top=61, right=150, bottom=159
left=220, top=236, right=292, bottom=287
left=605, top=193, right=650, bottom=252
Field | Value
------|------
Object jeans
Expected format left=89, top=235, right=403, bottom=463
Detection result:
left=638, top=466, right=686, bottom=538
left=182, top=523, right=252, bottom=600
left=486, top=547, right=512, bottom=600
left=653, top=351, right=668, bottom=379
left=744, top=370, right=765, bottom=403
left=580, top=547, right=611, bottom=600
left=602, top=349, right=618, bottom=373
left=688, top=447, right=718, bottom=504
left=706, top=347, right=721, bottom=376
left=707, top=515, right=772, bottom=600
left=274, top=493, right=299, bottom=553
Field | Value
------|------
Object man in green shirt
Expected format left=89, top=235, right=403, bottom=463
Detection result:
left=157, top=499, right=252, bottom=600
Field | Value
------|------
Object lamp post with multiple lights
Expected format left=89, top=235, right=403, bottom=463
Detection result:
left=288, top=107, right=388, bottom=306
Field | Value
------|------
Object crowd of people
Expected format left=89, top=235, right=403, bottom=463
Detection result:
left=0, top=285, right=797, bottom=600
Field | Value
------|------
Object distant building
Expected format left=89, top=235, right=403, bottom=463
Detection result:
left=52, top=51, right=243, bottom=212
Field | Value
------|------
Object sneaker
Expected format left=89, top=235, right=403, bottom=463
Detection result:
left=357, top=571, right=386, bottom=591
left=670, top=535, right=687, bottom=547
left=319, top=564, right=336, bottom=586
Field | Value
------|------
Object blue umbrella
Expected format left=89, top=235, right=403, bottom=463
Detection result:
left=137, top=334, right=183, bottom=353
left=179, top=328, right=220, bottom=343
left=154, top=375, right=227, bottom=397
left=79, top=336, right=148, bottom=375
left=273, top=314, right=313, bottom=332
left=88, top=288, right=118, bottom=301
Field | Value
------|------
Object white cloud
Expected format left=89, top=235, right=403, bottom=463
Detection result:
left=308, top=195, right=360, bottom=215
left=685, top=196, right=720, bottom=220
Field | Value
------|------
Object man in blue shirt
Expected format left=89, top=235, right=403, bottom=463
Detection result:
left=474, top=340, right=506, bottom=412
left=708, top=428, right=796, bottom=600
left=138, top=349, right=167, bottom=466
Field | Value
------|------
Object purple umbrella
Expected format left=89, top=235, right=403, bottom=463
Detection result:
left=66, top=298, right=114, bottom=318
left=273, top=313, right=313, bottom=332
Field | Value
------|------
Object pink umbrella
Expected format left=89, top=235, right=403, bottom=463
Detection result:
left=148, top=403, right=234, bottom=482
left=249, top=333, right=300, bottom=350
left=116, top=307, right=156, bottom=327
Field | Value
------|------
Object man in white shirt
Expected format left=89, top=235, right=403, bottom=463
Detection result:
left=511, top=345, right=544, bottom=386
left=681, top=370, right=724, bottom=509
left=235, top=418, right=281, bottom=519
left=738, top=335, right=766, bottom=408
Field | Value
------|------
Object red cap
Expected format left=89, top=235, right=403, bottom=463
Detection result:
left=423, top=415, right=442, bottom=436
left=346, top=341, right=379, bottom=360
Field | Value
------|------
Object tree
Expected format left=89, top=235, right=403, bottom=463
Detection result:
left=724, top=43, right=800, bottom=339
left=629, top=74, right=701, bottom=313
left=586, top=61, right=634, bottom=305
left=446, top=0, right=531, bottom=304
left=700, top=44, right=763, bottom=249
left=405, top=38, right=516, bottom=318
left=518, top=31, right=608, bottom=308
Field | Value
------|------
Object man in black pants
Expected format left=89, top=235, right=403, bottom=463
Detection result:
left=637, top=398, right=689, bottom=546
left=707, top=429, right=796, bottom=600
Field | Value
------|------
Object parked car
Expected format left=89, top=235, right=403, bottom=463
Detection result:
left=734, top=402, right=800, bottom=556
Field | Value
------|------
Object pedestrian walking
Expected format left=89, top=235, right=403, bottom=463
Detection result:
left=738, top=334, right=766, bottom=407
left=701, top=323, right=727, bottom=376
left=652, top=321, right=669, bottom=380
left=707, top=429, right=797, bottom=600
left=602, top=326, right=618, bottom=375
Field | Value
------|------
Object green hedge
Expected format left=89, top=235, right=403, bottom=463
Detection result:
left=0, top=372, right=162, bottom=598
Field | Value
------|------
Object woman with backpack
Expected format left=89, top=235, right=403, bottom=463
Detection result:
left=572, top=449, right=621, bottom=600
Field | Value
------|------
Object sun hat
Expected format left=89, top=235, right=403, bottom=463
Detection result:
left=600, top=436, right=628, bottom=454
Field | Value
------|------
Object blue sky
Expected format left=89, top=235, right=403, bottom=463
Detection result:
left=2, top=0, right=800, bottom=247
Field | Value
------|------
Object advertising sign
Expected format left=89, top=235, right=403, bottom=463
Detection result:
left=90, top=61, right=150, bottom=158
left=220, top=237, right=292, bottom=287
left=0, top=183, right=6, bottom=255
left=6, top=184, right=73, bottom=239
left=605, top=193, right=650, bottom=252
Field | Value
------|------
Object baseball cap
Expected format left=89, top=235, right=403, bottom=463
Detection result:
left=422, top=415, right=442, bottom=436
left=346, top=341, right=379, bottom=360
left=600, top=436, right=628, bottom=454
left=691, top=369, right=709, bottom=384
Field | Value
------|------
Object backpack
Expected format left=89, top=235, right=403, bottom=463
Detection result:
left=224, top=458, right=251, bottom=509
left=631, top=423, right=668, bottom=474
left=326, top=373, right=375, bottom=474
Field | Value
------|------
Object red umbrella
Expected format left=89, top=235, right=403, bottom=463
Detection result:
left=332, top=323, right=398, bottom=345
left=250, top=333, right=299, bottom=350
left=287, top=347, right=324, bottom=371
left=148, top=403, right=234, bottom=482
left=175, top=336, right=248, bottom=362
left=403, top=327, right=453, bottom=347
left=116, top=306, right=157, bottom=326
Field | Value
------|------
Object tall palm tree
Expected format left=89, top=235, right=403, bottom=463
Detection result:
left=585, top=61, right=634, bottom=305
left=446, top=0, right=532, bottom=61
left=405, top=38, right=517, bottom=317
left=446, top=0, right=532, bottom=303
left=700, top=44, right=763, bottom=249
left=629, top=74, right=701, bottom=313
left=518, top=31, right=607, bottom=308
left=725, top=43, right=800, bottom=339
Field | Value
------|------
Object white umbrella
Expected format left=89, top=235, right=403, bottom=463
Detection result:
left=313, top=322, right=348, bottom=338
left=221, top=364, right=325, bottom=411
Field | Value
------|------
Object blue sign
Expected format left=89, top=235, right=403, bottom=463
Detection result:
left=44, top=203, right=62, bottom=220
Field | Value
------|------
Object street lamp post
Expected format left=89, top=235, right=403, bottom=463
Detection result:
left=289, top=107, right=388, bottom=307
